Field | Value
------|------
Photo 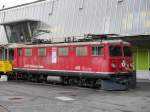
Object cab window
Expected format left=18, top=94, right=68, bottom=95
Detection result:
left=109, top=46, right=122, bottom=57
left=123, top=46, right=132, bottom=56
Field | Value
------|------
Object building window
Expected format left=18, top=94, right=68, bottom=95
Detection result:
left=25, top=48, right=32, bottom=57
left=38, top=48, right=46, bottom=57
left=58, top=47, right=68, bottom=56
left=4, top=21, right=38, bottom=43
left=92, top=46, right=103, bottom=56
left=18, top=48, right=22, bottom=56
left=76, top=47, right=88, bottom=56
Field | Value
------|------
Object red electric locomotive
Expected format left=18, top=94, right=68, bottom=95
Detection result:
left=12, top=37, right=136, bottom=90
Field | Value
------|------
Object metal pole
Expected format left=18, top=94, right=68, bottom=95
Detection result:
left=136, top=48, right=138, bottom=79
left=3, top=48, right=5, bottom=60
left=27, top=22, right=32, bottom=40
left=7, top=48, right=9, bottom=61
left=2, top=9, right=5, bottom=23
left=49, top=0, right=55, bottom=15
left=79, top=0, right=84, bottom=10
left=136, top=48, right=138, bottom=70
left=2, top=9, right=10, bottom=42
left=148, top=49, right=150, bottom=80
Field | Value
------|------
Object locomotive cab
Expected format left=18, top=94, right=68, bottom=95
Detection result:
left=108, top=44, right=133, bottom=74
left=101, top=41, right=136, bottom=90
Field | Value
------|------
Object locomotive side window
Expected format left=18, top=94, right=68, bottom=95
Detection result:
left=123, top=46, right=132, bottom=57
left=76, top=47, right=88, bottom=56
left=18, top=48, right=22, bottom=56
left=58, top=47, right=68, bottom=56
left=92, top=46, right=103, bottom=56
left=38, top=48, right=46, bottom=57
left=109, top=46, right=122, bottom=56
left=25, top=48, right=32, bottom=57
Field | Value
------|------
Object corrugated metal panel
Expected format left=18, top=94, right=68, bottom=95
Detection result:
left=0, top=10, right=7, bottom=43
left=0, top=26, right=7, bottom=44
left=0, top=0, right=150, bottom=43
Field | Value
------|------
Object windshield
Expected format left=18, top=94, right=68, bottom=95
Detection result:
left=109, top=46, right=122, bottom=57
left=123, top=46, right=132, bottom=57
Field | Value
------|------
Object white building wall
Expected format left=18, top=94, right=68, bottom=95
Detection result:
left=0, top=0, right=150, bottom=43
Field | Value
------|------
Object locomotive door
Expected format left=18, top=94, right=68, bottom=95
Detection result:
left=17, top=48, right=23, bottom=67
left=8, top=48, right=14, bottom=62
left=136, top=49, right=149, bottom=79
left=75, top=46, right=91, bottom=72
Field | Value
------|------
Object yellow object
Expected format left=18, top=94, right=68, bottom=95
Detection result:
left=0, top=60, right=12, bottom=74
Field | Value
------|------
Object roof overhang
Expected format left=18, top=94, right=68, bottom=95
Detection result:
left=0, top=43, right=25, bottom=49
left=108, top=34, right=150, bottom=48
left=0, top=19, right=39, bottom=25
left=0, top=0, right=46, bottom=12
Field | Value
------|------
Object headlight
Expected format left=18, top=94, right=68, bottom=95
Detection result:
left=130, top=63, right=133, bottom=68
left=111, top=63, right=116, bottom=68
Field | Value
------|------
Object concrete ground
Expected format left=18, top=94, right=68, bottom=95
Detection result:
left=0, top=80, right=150, bottom=112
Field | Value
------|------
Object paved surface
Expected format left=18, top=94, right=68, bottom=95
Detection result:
left=0, top=80, right=150, bottom=112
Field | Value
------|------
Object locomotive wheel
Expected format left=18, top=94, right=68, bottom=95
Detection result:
left=43, top=75, right=47, bottom=83
left=68, top=78, right=73, bottom=85
left=87, top=79, right=95, bottom=88
left=68, top=78, right=76, bottom=86
left=62, top=77, right=69, bottom=85
left=94, top=79, right=101, bottom=88
left=80, top=79, right=87, bottom=87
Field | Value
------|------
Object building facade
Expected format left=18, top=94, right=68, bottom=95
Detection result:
left=0, top=0, right=150, bottom=79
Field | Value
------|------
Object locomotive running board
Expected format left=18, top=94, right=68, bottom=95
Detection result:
left=101, top=80, right=127, bottom=91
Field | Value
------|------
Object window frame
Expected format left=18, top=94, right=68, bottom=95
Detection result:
left=25, top=48, right=32, bottom=57
left=92, top=46, right=104, bottom=56
left=58, top=47, right=69, bottom=57
left=76, top=46, right=88, bottom=56
left=18, top=48, right=22, bottom=56
left=38, top=47, right=46, bottom=57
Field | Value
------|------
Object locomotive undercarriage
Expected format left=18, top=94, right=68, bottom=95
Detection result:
left=9, top=73, right=102, bottom=89
left=8, top=69, right=136, bottom=90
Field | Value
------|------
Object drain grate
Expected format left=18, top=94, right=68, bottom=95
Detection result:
left=8, top=97, right=23, bottom=101
left=0, top=105, right=9, bottom=112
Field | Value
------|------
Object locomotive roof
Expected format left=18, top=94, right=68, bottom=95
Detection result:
left=10, top=40, right=130, bottom=48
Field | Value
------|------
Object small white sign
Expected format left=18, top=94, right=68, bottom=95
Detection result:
left=52, top=48, right=57, bottom=64
left=0, top=75, right=8, bottom=81
left=56, top=96, right=75, bottom=101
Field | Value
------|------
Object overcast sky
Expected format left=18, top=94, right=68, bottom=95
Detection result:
left=0, top=0, right=37, bottom=9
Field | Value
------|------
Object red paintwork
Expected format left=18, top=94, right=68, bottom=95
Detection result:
left=13, top=41, right=133, bottom=76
